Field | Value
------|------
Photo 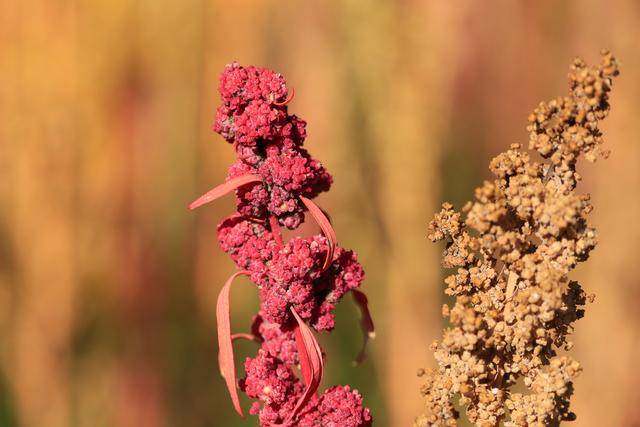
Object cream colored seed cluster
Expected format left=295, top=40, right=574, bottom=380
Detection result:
left=416, top=52, right=618, bottom=427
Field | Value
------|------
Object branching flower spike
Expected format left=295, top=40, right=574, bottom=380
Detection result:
left=416, top=51, right=619, bottom=426
left=191, top=63, right=373, bottom=426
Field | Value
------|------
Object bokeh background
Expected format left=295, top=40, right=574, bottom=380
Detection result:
left=1, top=1, right=640, bottom=426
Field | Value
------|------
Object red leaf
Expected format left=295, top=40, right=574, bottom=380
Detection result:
left=299, top=196, right=337, bottom=271
left=288, top=308, right=324, bottom=423
left=216, top=270, right=250, bottom=417
left=294, top=326, right=312, bottom=386
left=189, top=175, right=261, bottom=210
left=352, top=290, right=375, bottom=365
left=274, top=87, right=295, bottom=106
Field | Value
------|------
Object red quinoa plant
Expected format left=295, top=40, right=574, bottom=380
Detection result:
left=190, top=64, right=374, bottom=426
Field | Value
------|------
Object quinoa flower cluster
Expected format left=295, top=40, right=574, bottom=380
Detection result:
left=416, top=52, right=619, bottom=426
left=214, top=63, right=332, bottom=229
left=191, top=64, right=373, bottom=426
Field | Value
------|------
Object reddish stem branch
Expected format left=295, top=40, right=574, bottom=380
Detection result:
left=269, top=215, right=284, bottom=246
left=231, top=333, right=260, bottom=343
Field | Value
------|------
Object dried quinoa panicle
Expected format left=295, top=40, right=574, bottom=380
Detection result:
left=416, top=51, right=619, bottom=426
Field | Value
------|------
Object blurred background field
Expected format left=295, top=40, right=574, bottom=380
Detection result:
left=1, top=1, right=640, bottom=426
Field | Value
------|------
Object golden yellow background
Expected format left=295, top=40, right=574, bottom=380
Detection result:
left=1, top=1, right=639, bottom=426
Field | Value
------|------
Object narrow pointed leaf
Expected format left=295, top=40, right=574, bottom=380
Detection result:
left=216, top=270, right=250, bottom=417
left=299, top=196, right=337, bottom=270
left=189, top=175, right=261, bottom=210
left=352, top=290, right=375, bottom=365
left=288, top=308, right=324, bottom=423
left=294, top=325, right=312, bottom=386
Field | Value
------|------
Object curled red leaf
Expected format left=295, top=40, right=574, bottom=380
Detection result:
left=189, top=174, right=261, bottom=210
left=288, top=308, right=324, bottom=423
left=299, top=196, right=337, bottom=270
left=217, top=270, right=251, bottom=417
left=274, top=87, right=295, bottom=106
left=352, top=290, right=375, bottom=365
left=231, top=333, right=260, bottom=343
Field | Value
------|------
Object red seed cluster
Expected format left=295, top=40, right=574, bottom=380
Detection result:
left=218, top=63, right=289, bottom=108
left=215, top=63, right=332, bottom=229
left=218, top=216, right=365, bottom=330
left=197, top=63, right=372, bottom=426
left=241, top=349, right=304, bottom=425
left=240, top=314, right=372, bottom=427
left=251, top=314, right=298, bottom=366
left=298, top=386, right=373, bottom=427
left=241, top=353, right=371, bottom=427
